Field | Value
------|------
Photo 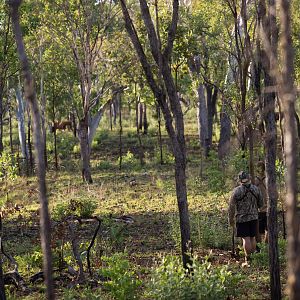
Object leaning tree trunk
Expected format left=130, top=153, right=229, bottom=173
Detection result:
left=120, top=0, right=191, bottom=269
left=9, top=1, right=54, bottom=299
left=278, top=1, right=300, bottom=298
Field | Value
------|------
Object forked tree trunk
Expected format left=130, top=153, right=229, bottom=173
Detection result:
left=120, top=0, right=191, bottom=268
left=9, top=1, right=54, bottom=299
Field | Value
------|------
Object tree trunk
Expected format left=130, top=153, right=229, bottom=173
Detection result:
left=119, top=94, right=123, bottom=170
left=15, top=88, right=28, bottom=160
left=78, top=117, right=92, bottom=183
left=263, top=71, right=281, bottom=300
left=143, top=103, right=148, bottom=134
left=197, top=84, right=208, bottom=150
left=278, top=1, right=300, bottom=298
left=27, top=109, right=33, bottom=173
left=157, top=105, right=163, bottom=165
left=259, top=0, right=282, bottom=297
left=120, top=0, right=191, bottom=269
left=9, top=2, right=55, bottom=299
left=0, top=91, right=3, bottom=154
left=136, top=95, right=144, bottom=166
left=218, top=96, right=231, bottom=159
left=138, top=101, right=143, bottom=131
left=0, top=214, right=6, bottom=300
left=8, top=107, right=13, bottom=154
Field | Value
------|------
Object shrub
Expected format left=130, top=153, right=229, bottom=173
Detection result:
left=0, top=151, right=18, bottom=181
left=146, top=256, right=240, bottom=300
left=169, top=212, right=231, bottom=250
left=205, top=151, right=227, bottom=194
left=118, top=151, right=140, bottom=170
left=99, top=253, right=142, bottom=300
left=251, top=238, right=287, bottom=268
left=52, top=198, right=97, bottom=220
left=154, top=145, right=174, bottom=165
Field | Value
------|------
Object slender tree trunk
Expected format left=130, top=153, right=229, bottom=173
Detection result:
left=0, top=91, right=3, bottom=154
left=9, top=2, right=54, bottom=299
left=138, top=102, right=143, bottom=131
left=8, top=107, right=13, bottom=154
left=218, top=96, right=231, bottom=159
left=119, top=94, right=123, bottom=170
left=40, top=46, right=47, bottom=169
left=15, top=88, right=28, bottom=160
left=136, top=95, right=144, bottom=166
left=109, top=104, right=113, bottom=131
left=157, top=105, right=163, bottom=165
left=143, top=103, right=148, bottom=134
left=78, top=116, right=92, bottom=183
left=27, top=113, right=33, bottom=173
left=197, top=84, right=208, bottom=149
left=52, top=95, right=58, bottom=170
left=278, top=1, right=300, bottom=298
left=0, top=214, right=6, bottom=300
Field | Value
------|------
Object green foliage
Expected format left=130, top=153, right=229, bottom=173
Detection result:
left=170, top=212, right=231, bottom=250
left=205, top=151, right=226, bottom=194
left=251, top=239, right=287, bottom=269
left=52, top=198, right=97, bottom=220
left=226, top=149, right=249, bottom=177
left=100, top=253, right=142, bottom=300
left=0, top=151, right=18, bottom=181
left=118, top=151, right=140, bottom=170
left=146, top=256, right=240, bottom=300
left=154, top=145, right=174, bottom=165
left=101, top=218, right=127, bottom=252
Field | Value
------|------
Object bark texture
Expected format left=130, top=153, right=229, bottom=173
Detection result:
left=9, top=1, right=55, bottom=298
left=278, top=1, right=300, bottom=298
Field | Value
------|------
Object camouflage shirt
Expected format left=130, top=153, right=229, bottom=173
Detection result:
left=228, top=183, right=263, bottom=225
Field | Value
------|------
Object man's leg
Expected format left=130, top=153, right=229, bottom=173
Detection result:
left=242, top=237, right=252, bottom=261
left=250, top=237, right=256, bottom=253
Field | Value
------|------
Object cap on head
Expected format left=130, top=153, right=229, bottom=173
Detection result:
left=238, top=171, right=250, bottom=183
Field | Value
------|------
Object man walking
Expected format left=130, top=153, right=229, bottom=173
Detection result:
left=228, top=171, right=263, bottom=266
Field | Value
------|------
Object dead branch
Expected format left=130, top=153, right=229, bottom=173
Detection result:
left=86, top=217, right=102, bottom=276
left=67, top=217, right=85, bottom=282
